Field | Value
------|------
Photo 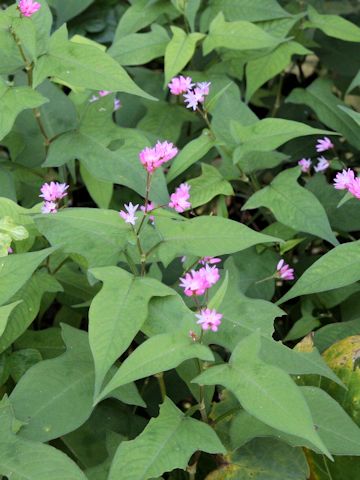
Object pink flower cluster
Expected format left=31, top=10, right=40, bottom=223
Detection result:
left=298, top=156, right=329, bottom=174
left=276, top=259, right=294, bottom=281
left=169, top=183, right=191, bottom=212
left=119, top=203, right=139, bottom=226
left=180, top=264, right=220, bottom=297
left=298, top=137, right=335, bottom=174
left=139, top=141, right=178, bottom=173
left=18, top=0, right=41, bottom=17
left=168, top=76, right=211, bottom=111
left=195, top=308, right=222, bottom=332
left=40, top=182, right=69, bottom=214
left=333, top=168, right=360, bottom=199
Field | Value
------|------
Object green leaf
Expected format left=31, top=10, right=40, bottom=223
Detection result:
left=98, top=332, right=214, bottom=401
left=80, top=164, right=113, bottom=209
left=207, top=438, right=309, bottom=480
left=208, top=271, right=229, bottom=310
left=243, top=167, right=338, bottom=246
left=338, top=105, right=360, bottom=128
left=278, top=240, right=360, bottom=304
left=35, top=209, right=129, bottom=268
left=0, top=396, right=87, bottom=480
left=231, top=118, right=338, bottom=156
left=153, top=216, right=281, bottom=266
left=305, top=5, right=360, bottom=42
left=45, top=133, right=169, bottom=205
left=167, top=130, right=214, bottom=182
left=187, top=164, right=234, bottom=209
left=0, top=272, right=61, bottom=355
left=47, top=0, right=95, bottom=25
left=204, top=0, right=291, bottom=23
left=246, top=41, right=311, bottom=102
left=110, top=25, right=169, bottom=66
left=89, top=266, right=174, bottom=396
left=108, top=397, right=225, bottom=480
left=0, top=80, right=48, bottom=141
left=286, top=78, right=360, bottom=150
left=301, top=386, right=360, bottom=455
left=114, top=0, right=176, bottom=40
left=164, top=26, right=204, bottom=85
left=0, top=301, right=22, bottom=337
left=193, top=333, right=331, bottom=456
left=0, top=11, right=24, bottom=74
left=0, top=247, right=54, bottom=307
left=235, top=150, right=288, bottom=174
left=347, top=69, right=360, bottom=94
left=203, top=12, right=281, bottom=55
left=10, top=325, right=94, bottom=442
left=33, top=25, right=155, bottom=99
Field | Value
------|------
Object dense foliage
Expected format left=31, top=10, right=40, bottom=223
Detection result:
left=1, top=0, right=360, bottom=479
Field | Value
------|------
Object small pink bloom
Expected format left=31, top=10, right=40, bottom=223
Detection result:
left=333, top=169, right=355, bottom=190
left=169, top=183, right=191, bottom=213
left=200, top=264, right=220, bottom=287
left=139, top=141, right=178, bottom=173
left=18, top=0, right=41, bottom=17
left=276, top=259, right=295, bottom=281
left=168, top=76, right=194, bottom=95
left=195, top=308, right=222, bottom=332
left=199, top=256, right=221, bottom=265
left=196, top=82, right=211, bottom=96
left=183, top=89, right=204, bottom=111
left=114, top=98, right=121, bottom=111
left=7, top=247, right=13, bottom=254
left=179, top=270, right=208, bottom=297
left=316, top=137, right=334, bottom=153
left=119, top=203, right=139, bottom=226
left=41, top=201, right=57, bottom=214
left=298, top=158, right=312, bottom=173
left=40, top=182, right=69, bottom=202
left=314, top=156, right=329, bottom=173
left=99, top=90, right=111, bottom=97
left=348, top=177, right=360, bottom=200
left=141, top=202, right=155, bottom=222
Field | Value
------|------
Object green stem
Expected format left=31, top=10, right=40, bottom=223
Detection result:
left=271, top=72, right=285, bottom=118
left=10, top=28, right=51, bottom=149
left=155, top=372, right=166, bottom=401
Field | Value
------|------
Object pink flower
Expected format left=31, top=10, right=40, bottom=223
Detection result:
left=140, top=202, right=155, bottom=222
left=119, top=203, right=139, bottom=226
left=200, top=264, right=220, bottom=287
left=298, top=158, right=312, bottom=173
left=195, top=308, right=222, bottom=332
left=196, top=82, right=211, bottom=96
left=276, top=259, right=295, bottom=281
left=169, top=183, right=191, bottom=212
left=316, top=137, right=334, bottom=153
left=41, top=201, right=57, bottom=214
left=333, top=169, right=355, bottom=190
left=183, top=89, right=204, bottom=111
left=18, top=0, right=41, bottom=17
left=314, top=156, right=329, bottom=173
left=168, top=76, right=194, bottom=95
left=39, top=182, right=69, bottom=202
left=114, top=98, right=121, bottom=111
left=199, top=256, right=221, bottom=265
left=99, top=90, right=111, bottom=97
left=348, top=177, right=360, bottom=200
left=7, top=247, right=13, bottom=254
left=139, top=141, right=178, bottom=173
left=179, top=270, right=208, bottom=296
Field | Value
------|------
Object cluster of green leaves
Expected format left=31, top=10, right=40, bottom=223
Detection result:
left=1, top=0, right=360, bottom=479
